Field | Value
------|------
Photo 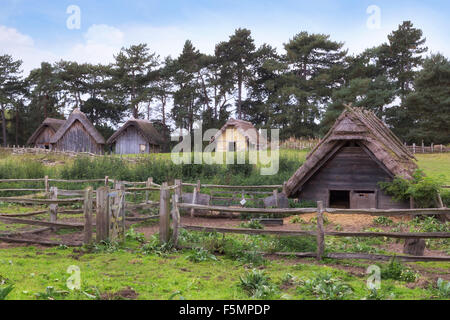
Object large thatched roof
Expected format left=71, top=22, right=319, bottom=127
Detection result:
left=50, top=109, right=105, bottom=144
left=27, top=117, right=66, bottom=144
left=106, top=119, right=165, bottom=145
left=285, top=105, right=417, bottom=197
left=213, top=118, right=268, bottom=146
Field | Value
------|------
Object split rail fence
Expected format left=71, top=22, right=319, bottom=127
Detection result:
left=159, top=180, right=450, bottom=262
left=0, top=176, right=449, bottom=263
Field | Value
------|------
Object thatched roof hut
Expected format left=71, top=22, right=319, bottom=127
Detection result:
left=107, top=119, right=165, bottom=154
left=212, top=119, right=267, bottom=151
left=50, top=108, right=105, bottom=154
left=27, top=118, right=66, bottom=148
left=285, top=106, right=417, bottom=209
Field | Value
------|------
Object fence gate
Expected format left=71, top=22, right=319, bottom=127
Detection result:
left=96, top=184, right=125, bottom=242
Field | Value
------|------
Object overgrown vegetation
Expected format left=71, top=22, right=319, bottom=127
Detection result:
left=379, top=257, right=418, bottom=283
left=239, top=269, right=278, bottom=299
left=379, top=169, right=445, bottom=208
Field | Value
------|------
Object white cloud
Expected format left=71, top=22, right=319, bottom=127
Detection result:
left=0, top=25, right=56, bottom=73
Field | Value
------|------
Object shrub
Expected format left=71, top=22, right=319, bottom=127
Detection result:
left=297, top=272, right=352, bottom=300
left=239, top=220, right=264, bottom=229
left=141, top=236, right=175, bottom=256
left=435, top=278, right=450, bottom=298
left=239, top=269, right=277, bottom=299
left=380, top=257, right=418, bottom=282
left=379, top=169, right=444, bottom=208
left=186, top=247, right=218, bottom=263
left=125, top=228, right=146, bottom=243
left=373, top=216, right=394, bottom=226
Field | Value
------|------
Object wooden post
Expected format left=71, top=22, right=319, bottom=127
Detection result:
left=145, top=177, right=153, bottom=203
left=49, top=187, right=58, bottom=230
left=96, top=186, right=109, bottom=242
left=171, top=194, right=180, bottom=247
left=44, top=175, right=49, bottom=193
left=421, top=140, right=424, bottom=153
left=174, top=179, right=182, bottom=202
left=191, top=187, right=198, bottom=217
left=413, top=143, right=416, bottom=154
left=282, top=181, right=287, bottom=194
left=159, top=182, right=170, bottom=243
left=431, top=143, right=434, bottom=153
left=196, top=179, right=201, bottom=192
left=409, top=196, right=415, bottom=209
left=104, top=176, right=109, bottom=186
left=83, top=187, right=93, bottom=244
left=316, top=201, right=325, bottom=261
left=273, top=189, right=279, bottom=208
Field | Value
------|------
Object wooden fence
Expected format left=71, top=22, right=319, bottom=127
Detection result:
left=0, top=177, right=162, bottom=246
left=405, top=143, right=450, bottom=154
left=161, top=194, right=450, bottom=262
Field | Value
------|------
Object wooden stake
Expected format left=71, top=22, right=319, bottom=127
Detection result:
left=316, top=201, right=325, bottom=261
left=44, top=175, right=49, bottom=193
left=49, top=187, right=58, bottom=230
left=83, top=187, right=93, bottom=244
left=96, top=187, right=109, bottom=242
left=273, top=189, right=279, bottom=208
left=159, top=182, right=170, bottom=243
left=171, top=194, right=180, bottom=246
left=174, top=179, right=182, bottom=202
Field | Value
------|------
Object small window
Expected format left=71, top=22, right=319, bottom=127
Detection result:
left=228, top=142, right=236, bottom=152
left=139, top=144, right=146, bottom=153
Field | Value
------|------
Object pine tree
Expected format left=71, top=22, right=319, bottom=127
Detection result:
left=403, top=54, right=450, bottom=144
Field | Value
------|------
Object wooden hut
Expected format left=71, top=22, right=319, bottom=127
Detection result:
left=27, top=118, right=66, bottom=149
left=49, top=108, right=105, bottom=154
left=212, top=119, right=267, bottom=152
left=285, top=106, right=417, bottom=209
left=106, top=119, right=165, bottom=154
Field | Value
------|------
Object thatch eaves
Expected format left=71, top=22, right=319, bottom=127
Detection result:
left=212, top=118, right=268, bottom=146
left=50, top=108, right=105, bottom=144
left=27, top=118, right=66, bottom=144
left=106, top=119, right=165, bottom=145
left=285, top=105, right=418, bottom=197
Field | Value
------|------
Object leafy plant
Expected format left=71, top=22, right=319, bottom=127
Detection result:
left=435, top=278, right=450, bottom=298
left=35, top=286, right=69, bottom=300
left=125, top=227, right=146, bottom=243
left=380, top=257, right=418, bottom=282
left=373, top=216, right=394, bottom=226
left=239, top=269, right=277, bottom=299
left=379, top=169, right=444, bottom=208
left=239, top=220, right=264, bottom=229
left=186, top=247, right=218, bottom=263
left=0, top=284, right=14, bottom=300
left=297, top=272, right=353, bottom=300
left=141, top=236, right=175, bottom=256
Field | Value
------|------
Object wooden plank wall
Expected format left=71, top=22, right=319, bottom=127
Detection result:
left=299, top=146, right=410, bottom=209
left=54, top=120, right=102, bottom=154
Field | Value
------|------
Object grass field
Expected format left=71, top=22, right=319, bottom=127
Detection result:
left=0, top=150, right=448, bottom=300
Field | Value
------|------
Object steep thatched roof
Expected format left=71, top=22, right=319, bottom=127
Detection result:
left=27, top=118, right=66, bottom=144
left=213, top=118, right=268, bottom=146
left=285, top=105, right=417, bottom=197
left=106, top=119, right=165, bottom=145
left=50, top=109, right=105, bottom=144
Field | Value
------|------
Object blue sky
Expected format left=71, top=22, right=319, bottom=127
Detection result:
left=0, top=0, right=449, bottom=73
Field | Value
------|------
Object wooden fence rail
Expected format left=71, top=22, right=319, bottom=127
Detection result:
left=166, top=198, right=450, bottom=262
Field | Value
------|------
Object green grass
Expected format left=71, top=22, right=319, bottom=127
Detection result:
left=0, top=241, right=446, bottom=300
left=416, top=153, right=450, bottom=184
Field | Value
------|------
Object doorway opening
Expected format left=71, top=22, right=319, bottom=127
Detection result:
left=329, top=190, right=350, bottom=208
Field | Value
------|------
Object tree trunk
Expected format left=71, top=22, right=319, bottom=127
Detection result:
left=0, top=107, right=7, bottom=147
left=237, top=72, right=242, bottom=119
